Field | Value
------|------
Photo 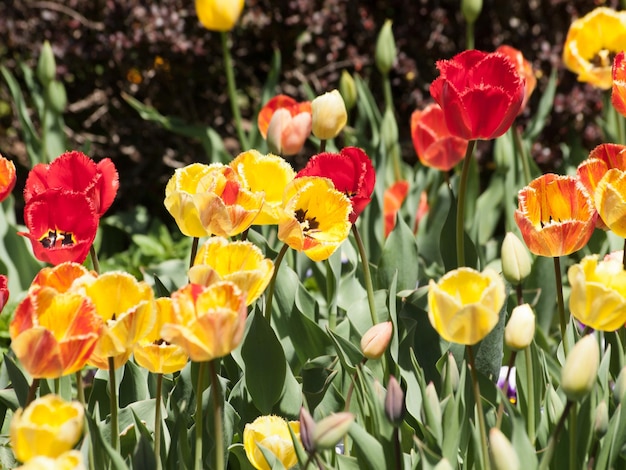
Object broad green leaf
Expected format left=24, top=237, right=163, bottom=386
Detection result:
left=378, top=216, right=418, bottom=292
left=347, top=421, right=387, bottom=470
left=3, top=354, right=30, bottom=408
left=327, top=327, right=364, bottom=373
left=85, top=412, right=129, bottom=470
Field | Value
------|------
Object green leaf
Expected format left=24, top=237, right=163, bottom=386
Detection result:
left=229, top=444, right=256, bottom=470
left=85, top=412, right=129, bottom=470
left=347, top=421, right=387, bottom=470
left=3, top=354, right=30, bottom=408
left=326, top=327, right=364, bottom=373
left=378, top=216, right=419, bottom=292
left=524, top=68, right=558, bottom=142
left=241, top=311, right=287, bottom=413
left=473, top=289, right=508, bottom=380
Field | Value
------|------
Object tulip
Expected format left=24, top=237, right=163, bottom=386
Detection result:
left=495, top=45, right=536, bottom=113
left=410, top=103, right=469, bottom=171
left=195, top=0, right=244, bottom=32
left=299, top=407, right=316, bottom=454
left=360, top=321, right=393, bottom=359
left=0, top=274, right=8, bottom=315
left=230, top=150, right=295, bottom=225
left=266, top=108, right=312, bottom=156
left=563, top=7, right=626, bottom=89
left=189, top=236, right=274, bottom=305
left=10, top=287, right=103, bottom=378
left=161, top=282, right=247, bottom=362
left=10, top=395, right=84, bottom=463
left=429, top=50, right=525, bottom=140
left=461, top=0, right=482, bottom=24
left=133, top=298, right=189, bottom=374
left=500, top=232, right=532, bottom=284
left=613, top=51, right=626, bottom=117
left=383, top=180, right=409, bottom=237
left=375, top=20, right=396, bottom=75
left=36, top=40, right=56, bottom=87
left=489, top=428, right=520, bottom=470
left=0, top=154, right=16, bottom=202
left=243, top=415, right=300, bottom=470
left=515, top=174, right=596, bottom=257
left=29, top=262, right=94, bottom=294
left=311, top=90, right=348, bottom=140
left=595, top=168, right=626, bottom=237
left=312, top=413, right=354, bottom=450
left=568, top=255, right=626, bottom=331
left=594, top=401, right=609, bottom=438
left=561, top=334, right=599, bottom=402
left=296, top=147, right=376, bottom=223
left=385, top=375, right=406, bottom=426
left=504, top=304, right=535, bottom=350
left=15, top=450, right=84, bottom=470
left=339, top=70, right=357, bottom=111
left=278, top=176, right=352, bottom=262
left=428, top=267, right=505, bottom=345
left=164, top=163, right=264, bottom=238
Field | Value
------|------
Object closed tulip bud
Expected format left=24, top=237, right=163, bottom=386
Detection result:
left=461, top=0, right=483, bottom=24
left=37, top=40, right=56, bottom=87
left=385, top=375, right=405, bottom=426
left=339, top=70, right=358, bottom=111
left=195, top=0, right=244, bottom=32
left=561, top=334, right=599, bottom=402
left=501, top=232, right=532, bottom=285
left=613, top=366, right=626, bottom=404
left=593, top=401, right=609, bottom=438
left=46, top=80, right=67, bottom=114
left=504, top=304, right=535, bottom=350
left=546, top=385, right=564, bottom=424
left=299, top=407, right=316, bottom=454
left=311, top=90, right=347, bottom=140
left=489, top=428, right=520, bottom=470
left=360, top=321, right=393, bottom=359
left=312, top=412, right=354, bottom=450
left=381, top=107, right=399, bottom=150
left=375, top=20, right=396, bottom=75
left=442, top=352, right=460, bottom=395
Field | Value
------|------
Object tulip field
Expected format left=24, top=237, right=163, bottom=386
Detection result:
left=3, top=1, right=626, bottom=469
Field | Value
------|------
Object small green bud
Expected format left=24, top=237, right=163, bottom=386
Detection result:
left=613, top=366, right=626, bottom=404
left=375, top=19, right=396, bottom=75
left=504, top=303, right=535, bottom=351
left=442, top=352, right=460, bottom=396
left=339, top=70, right=357, bottom=111
left=37, top=40, right=56, bottom=87
left=501, top=232, right=532, bottom=284
left=561, top=335, right=599, bottom=402
left=546, top=385, right=564, bottom=424
left=489, top=428, right=520, bottom=470
left=385, top=375, right=405, bottom=426
left=593, top=401, right=609, bottom=438
left=45, top=80, right=67, bottom=114
left=461, top=0, right=483, bottom=24
left=312, top=412, right=354, bottom=450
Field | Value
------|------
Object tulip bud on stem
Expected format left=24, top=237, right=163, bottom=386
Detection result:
left=467, top=345, right=491, bottom=470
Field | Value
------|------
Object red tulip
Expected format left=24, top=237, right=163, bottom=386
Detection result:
left=429, top=50, right=525, bottom=140
left=24, top=150, right=119, bottom=216
left=410, top=103, right=468, bottom=171
left=296, top=147, right=375, bottom=223
left=19, top=189, right=99, bottom=265
left=495, top=45, right=537, bottom=113
left=0, top=275, right=8, bottom=315
left=612, top=51, right=626, bottom=117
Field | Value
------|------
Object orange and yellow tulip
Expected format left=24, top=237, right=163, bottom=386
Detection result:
left=278, top=176, right=352, bottom=262
left=383, top=180, right=409, bottom=237
left=563, top=7, right=626, bottom=89
left=613, top=51, right=626, bottom=117
left=161, top=282, right=247, bottom=362
left=595, top=168, right=626, bottom=238
left=189, top=236, right=274, bottom=305
left=0, top=154, right=16, bottom=202
left=515, top=174, right=597, bottom=257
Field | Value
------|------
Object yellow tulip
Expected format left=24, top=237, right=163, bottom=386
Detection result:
left=278, top=176, right=351, bottom=262
left=428, top=268, right=505, bottom=345
left=568, top=255, right=626, bottom=331
left=595, top=168, right=626, bottom=237
left=161, top=282, right=247, bottom=362
left=195, top=0, right=244, bottom=32
left=230, top=150, right=295, bottom=224
left=15, top=451, right=84, bottom=470
left=73, top=272, right=156, bottom=370
left=243, top=415, right=300, bottom=470
left=563, top=7, right=626, bottom=89
left=164, top=163, right=264, bottom=238
left=311, top=90, right=348, bottom=140
left=10, top=395, right=84, bottom=463
left=561, top=334, right=599, bottom=401
left=189, top=236, right=274, bottom=305
left=133, top=298, right=189, bottom=374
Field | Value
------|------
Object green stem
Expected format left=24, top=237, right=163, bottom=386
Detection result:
left=155, top=373, right=163, bottom=470
left=352, top=225, right=378, bottom=325
left=538, top=401, right=574, bottom=470
left=525, top=346, right=536, bottom=444
left=25, top=378, right=40, bottom=406
left=553, top=256, right=569, bottom=355
left=383, top=77, right=393, bottom=112
left=326, top=259, right=338, bottom=329
left=569, top=404, right=577, bottom=470
left=209, top=360, right=224, bottom=470
left=320, top=139, right=327, bottom=153
left=41, top=100, right=49, bottom=164
left=264, top=243, right=289, bottom=322
left=467, top=345, right=491, bottom=470
left=465, top=20, right=475, bottom=50
left=54, top=377, right=60, bottom=395
left=75, top=371, right=85, bottom=405
left=512, top=125, right=532, bottom=185
left=90, top=244, right=100, bottom=274
left=108, top=357, right=119, bottom=451
left=195, top=361, right=207, bottom=470
left=221, top=32, right=248, bottom=150
left=189, top=237, right=199, bottom=270
left=456, top=140, right=476, bottom=268
left=392, top=427, right=403, bottom=470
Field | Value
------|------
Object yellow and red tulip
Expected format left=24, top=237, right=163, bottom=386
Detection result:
left=257, top=95, right=311, bottom=156
left=595, top=168, right=626, bottom=238
left=515, top=174, right=597, bottom=257
left=613, top=51, right=626, bottom=116
left=0, top=154, right=16, bottom=202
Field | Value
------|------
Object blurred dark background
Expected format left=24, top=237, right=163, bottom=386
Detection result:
left=0, top=0, right=617, bottom=223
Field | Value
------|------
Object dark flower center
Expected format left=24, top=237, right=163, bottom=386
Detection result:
left=295, top=208, right=319, bottom=231
left=39, top=229, right=75, bottom=248
left=591, top=49, right=615, bottom=68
